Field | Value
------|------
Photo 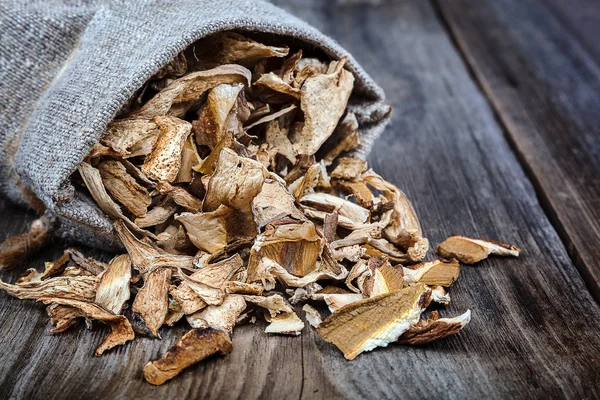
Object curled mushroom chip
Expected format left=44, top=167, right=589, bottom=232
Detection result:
left=98, top=160, right=152, bottom=217
left=398, top=310, right=471, bottom=345
left=195, top=83, right=243, bottom=148
left=362, top=169, right=429, bottom=261
left=436, top=235, right=520, bottom=264
left=132, top=64, right=251, bottom=118
left=0, top=275, right=98, bottom=301
left=114, top=220, right=194, bottom=273
left=303, top=304, right=323, bottom=328
left=251, top=257, right=347, bottom=290
left=132, top=267, right=172, bottom=337
left=300, top=193, right=370, bottom=227
left=141, top=116, right=192, bottom=182
left=38, top=297, right=135, bottom=356
left=317, top=284, right=428, bottom=360
left=100, top=119, right=159, bottom=156
left=144, top=327, right=233, bottom=385
left=156, top=182, right=202, bottom=212
left=186, top=294, right=246, bottom=333
left=95, top=254, right=131, bottom=314
left=292, top=58, right=354, bottom=155
left=203, top=148, right=267, bottom=212
left=402, top=259, right=460, bottom=287
left=46, top=303, right=84, bottom=333
left=248, top=220, right=323, bottom=278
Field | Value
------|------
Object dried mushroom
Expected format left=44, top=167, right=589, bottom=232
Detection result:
left=0, top=30, right=516, bottom=384
left=144, top=327, right=233, bottom=385
left=436, top=235, right=520, bottom=264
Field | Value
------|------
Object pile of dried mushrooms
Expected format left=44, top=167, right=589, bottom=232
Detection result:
left=0, top=32, right=521, bottom=385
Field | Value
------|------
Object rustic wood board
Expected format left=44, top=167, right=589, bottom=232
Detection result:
left=437, top=0, right=600, bottom=300
left=1, top=1, right=600, bottom=399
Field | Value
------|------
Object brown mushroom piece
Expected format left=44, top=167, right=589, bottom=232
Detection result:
left=436, top=235, right=520, bottom=264
left=143, top=327, right=233, bottom=385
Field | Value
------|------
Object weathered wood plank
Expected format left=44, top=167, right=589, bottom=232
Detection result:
left=1, top=1, right=600, bottom=399
left=437, top=0, right=600, bottom=301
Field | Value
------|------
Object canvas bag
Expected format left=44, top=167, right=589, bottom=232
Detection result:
left=0, top=0, right=390, bottom=248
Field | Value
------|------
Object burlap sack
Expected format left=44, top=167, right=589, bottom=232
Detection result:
left=0, top=0, right=390, bottom=248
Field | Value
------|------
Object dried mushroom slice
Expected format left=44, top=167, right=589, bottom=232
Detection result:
left=292, top=58, right=354, bottom=155
left=253, top=73, right=301, bottom=102
left=192, top=32, right=289, bottom=69
left=100, top=119, right=159, bottom=156
left=135, top=200, right=178, bottom=228
left=436, top=235, right=520, bottom=264
left=300, top=193, right=370, bottom=229
left=194, top=83, right=243, bottom=148
left=247, top=220, right=323, bottom=279
left=362, top=170, right=429, bottom=261
left=203, top=148, right=267, bottom=212
left=95, top=254, right=131, bottom=314
left=176, top=205, right=255, bottom=254
left=398, top=310, right=471, bottom=345
left=144, top=327, right=233, bottom=385
left=170, top=255, right=243, bottom=315
left=251, top=257, right=346, bottom=290
left=318, top=112, right=361, bottom=166
left=402, top=259, right=460, bottom=287
left=0, top=214, right=53, bottom=270
left=242, top=294, right=304, bottom=335
left=132, top=64, right=251, bottom=118
left=156, top=182, right=203, bottom=212
left=330, top=158, right=368, bottom=181
left=186, top=294, right=246, bottom=333
left=46, top=303, right=83, bottom=333
left=0, top=275, right=98, bottom=301
left=38, top=297, right=135, bottom=356
left=317, top=284, right=429, bottom=360
left=430, top=285, right=451, bottom=306
left=303, top=304, right=323, bottom=328
left=251, top=179, right=305, bottom=227
left=114, top=220, right=194, bottom=273
left=132, top=267, right=172, bottom=337
left=141, top=116, right=192, bottom=182
left=78, top=163, right=156, bottom=239
left=98, top=160, right=152, bottom=217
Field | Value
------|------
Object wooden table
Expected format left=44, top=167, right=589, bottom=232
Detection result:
left=2, top=0, right=600, bottom=398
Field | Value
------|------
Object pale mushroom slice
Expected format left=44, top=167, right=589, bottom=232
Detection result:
left=186, top=294, right=247, bottom=333
left=253, top=73, right=301, bottom=102
left=398, top=310, right=471, bottom=345
left=251, top=178, right=305, bottom=228
left=144, top=327, right=233, bottom=385
left=176, top=205, right=255, bottom=254
left=317, top=284, right=429, bottom=360
left=0, top=275, right=99, bottom=301
left=169, top=255, right=243, bottom=315
left=194, top=83, right=243, bottom=148
left=100, top=118, right=159, bottom=157
left=38, top=297, right=135, bottom=356
left=243, top=104, right=297, bottom=131
left=300, top=192, right=370, bottom=229
left=78, top=162, right=156, bottom=239
left=141, top=116, right=192, bottom=183
left=289, top=163, right=321, bottom=201
left=241, top=294, right=304, bottom=336
left=95, top=254, right=131, bottom=314
left=97, top=159, right=152, bottom=217
left=156, top=182, right=202, bottom=212
left=176, top=135, right=202, bottom=183
left=247, top=220, right=324, bottom=279
left=202, top=148, right=267, bottom=212
left=132, top=64, right=251, bottom=118
left=430, top=285, right=451, bottom=306
left=191, top=32, right=289, bottom=69
left=329, top=158, right=368, bottom=181
left=132, top=267, right=172, bottom=337
left=292, top=57, right=354, bottom=155
left=251, top=257, right=347, bottom=290
left=46, top=303, right=84, bottom=333
left=436, top=235, right=521, bottom=264
left=318, top=112, right=361, bottom=166
left=402, top=259, right=460, bottom=287
left=114, top=220, right=194, bottom=273
left=362, top=169, right=429, bottom=262
left=135, top=199, right=178, bottom=228
left=303, top=304, right=323, bottom=328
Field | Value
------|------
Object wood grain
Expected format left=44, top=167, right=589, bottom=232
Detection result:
left=1, top=1, right=600, bottom=399
left=437, top=0, right=600, bottom=301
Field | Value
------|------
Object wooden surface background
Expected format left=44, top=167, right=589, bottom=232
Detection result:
left=2, top=0, right=600, bottom=399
